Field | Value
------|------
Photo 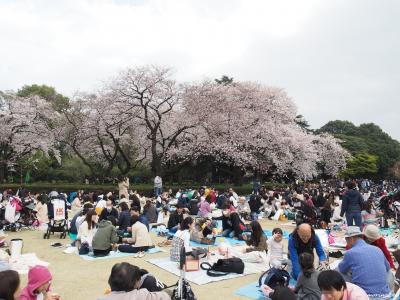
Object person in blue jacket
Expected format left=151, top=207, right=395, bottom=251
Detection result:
left=340, top=181, right=364, bottom=229
left=288, top=223, right=327, bottom=280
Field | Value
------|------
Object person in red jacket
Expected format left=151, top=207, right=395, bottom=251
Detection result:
left=363, top=224, right=396, bottom=270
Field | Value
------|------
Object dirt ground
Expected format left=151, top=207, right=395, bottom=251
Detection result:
left=6, top=219, right=296, bottom=300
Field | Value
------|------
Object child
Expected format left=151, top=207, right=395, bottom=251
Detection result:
left=294, top=252, right=321, bottom=300
left=20, top=265, right=60, bottom=300
left=267, top=227, right=288, bottom=267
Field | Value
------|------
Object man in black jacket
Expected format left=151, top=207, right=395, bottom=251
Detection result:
left=99, top=198, right=119, bottom=221
left=167, top=203, right=185, bottom=233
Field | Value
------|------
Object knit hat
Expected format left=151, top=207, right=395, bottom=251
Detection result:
left=363, top=224, right=382, bottom=241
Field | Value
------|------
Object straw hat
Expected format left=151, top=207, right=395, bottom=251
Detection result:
left=363, top=224, right=382, bottom=241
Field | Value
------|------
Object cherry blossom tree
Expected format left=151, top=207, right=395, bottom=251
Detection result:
left=0, top=91, right=60, bottom=182
left=104, top=65, right=196, bottom=175
left=170, top=80, right=347, bottom=179
left=60, top=92, right=148, bottom=178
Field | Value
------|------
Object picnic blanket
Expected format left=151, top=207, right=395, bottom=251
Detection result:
left=234, top=278, right=297, bottom=299
left=76, top=247, right=165, bottom=261
left=9, top=253, right=49, bottom=274
left=146, top=256, right=266, bottom=285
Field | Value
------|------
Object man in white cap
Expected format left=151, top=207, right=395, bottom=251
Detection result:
left=338, top=226, right=391, bottom=299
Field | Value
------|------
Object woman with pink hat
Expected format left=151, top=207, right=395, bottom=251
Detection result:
left=363, top=224, right=395, bottom=270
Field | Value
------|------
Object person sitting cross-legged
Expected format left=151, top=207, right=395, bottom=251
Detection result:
left=338, top=226, right=391, bottom=300
left=118, top=215, right=154, bottom=255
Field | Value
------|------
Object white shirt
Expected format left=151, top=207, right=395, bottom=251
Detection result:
left=175, top=229, right=192, bottom=252
left=267, top=238, right=284, bottom=261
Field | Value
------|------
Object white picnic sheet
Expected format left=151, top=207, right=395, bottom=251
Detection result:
left=9, top=253, right=49, bottom=274
left=146, top=256, right=266, bottom=285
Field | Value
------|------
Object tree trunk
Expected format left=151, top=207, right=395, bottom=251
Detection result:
left=0, top=162, right=6, bottom=183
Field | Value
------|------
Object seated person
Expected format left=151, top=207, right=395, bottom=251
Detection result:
left=99, top=197, right=119, bottom=222
left=338, top=226, right=390, bottom=299
left=156, top=206, right=170, bottom=236
left=198, top=196, right=211, bottom=218
left=76, top=209, right=98, bottom=255
left=363, top=224, right=396, bottom=269
left=230, top=220, right=268, bottom=263
left=361, top=199, right=378, bottom=226
left=170, top=217, right=199, bottom=262
left=118, top=215, right=154, bottom=254
left=318, top=270, right=369, bottom=300
left=0, top=270, right=21, bottom=300
left=294, top=253, right=321, bottom=300
left=92, top=216, right=119, bottom=257
left=20, top=265, right=60, bottom=300
left=97, top=262, right=170, bottom=300
left=69, top=203, right=94, bottom=236
left=167, top=203, right=185, bottom=233
left=243, top=221, right=267, bottom=253
left=236, top=196, right=251, bottom=220
left=143, top=200, right=158, bottom=224
left=221, top=203, right=244, bottom=239
left=117, top=202, right=131, bottom=233
left=130, top=206, right=149, bottom=231
left=190, top=218, right=217, bottom=245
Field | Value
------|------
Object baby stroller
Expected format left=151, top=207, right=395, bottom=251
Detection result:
left=43, top=192, right=68, bottom=239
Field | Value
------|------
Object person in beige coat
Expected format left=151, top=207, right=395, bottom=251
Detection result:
left=98, top=263, right=170, bottom=300
left=118, top=216, right=154, bottom=254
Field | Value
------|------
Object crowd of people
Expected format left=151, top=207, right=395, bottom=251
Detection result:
left=0, top=178, right=399, bottom=299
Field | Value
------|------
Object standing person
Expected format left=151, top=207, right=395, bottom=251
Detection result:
left=154, top=175, right=162, bottom=197
left=118, top=176, right=129, bottom=201
left=338, top=226, right=391, bottom=299
left=288, top=223, right=327, bottom=280
left=340, top=181, right=364, bottom=228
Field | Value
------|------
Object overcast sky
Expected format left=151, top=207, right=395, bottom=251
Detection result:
left=1, top=0, right=399, bottom=140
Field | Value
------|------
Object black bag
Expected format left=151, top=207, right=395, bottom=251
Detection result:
left=171, top=279, right=196, bottom=300
left=200, top=257, right=244, bottom=277
left=258, top=267, right=291, bottom=289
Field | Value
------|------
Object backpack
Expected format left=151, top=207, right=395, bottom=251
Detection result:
left=200, top=257, right=244, bottom=277
left=258, top=267, right=291, bottom=289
